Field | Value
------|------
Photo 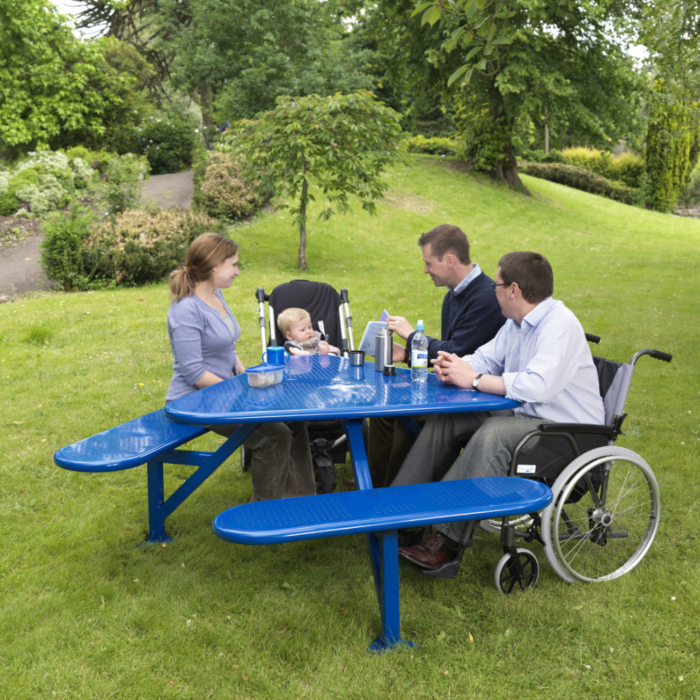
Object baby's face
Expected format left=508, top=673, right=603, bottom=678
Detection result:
left=288, top=318, right=315, bottom=342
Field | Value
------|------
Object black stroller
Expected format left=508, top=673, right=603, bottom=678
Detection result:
left=244, top=280, right=357, bottom=494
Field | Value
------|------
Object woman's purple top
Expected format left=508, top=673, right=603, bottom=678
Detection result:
left=166, top=289, right=241, bottom=401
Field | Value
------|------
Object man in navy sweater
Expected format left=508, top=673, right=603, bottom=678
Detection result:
left=368, top=224, right=505, bottom=487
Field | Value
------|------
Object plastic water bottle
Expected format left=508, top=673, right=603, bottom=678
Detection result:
left=411, top=320, right=428, bottom=383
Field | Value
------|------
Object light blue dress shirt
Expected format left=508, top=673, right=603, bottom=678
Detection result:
left=449, top=263, right=482, bottom=295
left=464, top=297, right=605, bottom=424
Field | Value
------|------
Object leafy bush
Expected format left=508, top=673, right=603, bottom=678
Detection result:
left=561, top=147, right=645, bottom=189
left=0, top=168, right=40, bottom=215
left=520, top=162, right=636, bottom=205
left=100, top=153, right=149, bottom=215
left=84, top=208, right=223, bottom=286
left=677, top=170, right=700, bottom=208
left=520, top=149, right=566, bottom=164
left=406, top=135, right=458, bottom=156
left=41, top=206, right=96, bottom=291
left=193, top=152, right=271, bottom=221
left=137, top=113, right=198, bottom=175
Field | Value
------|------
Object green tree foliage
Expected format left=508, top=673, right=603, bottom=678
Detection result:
left=170, top=0, right=374, bottom=124
left=0, top=0, right=153, bottom=154
left=646, top=87, right=700, bottom=212
left=229, top=91, right=403, bottom=270
left=409, top=0, right=644, bottom=194
left=76, top=0, right=374, bottom=125
left=639, top=1, right=700, bottom=212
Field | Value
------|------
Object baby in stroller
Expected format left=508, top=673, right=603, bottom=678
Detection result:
left=278, top=307, right=340, bottom=356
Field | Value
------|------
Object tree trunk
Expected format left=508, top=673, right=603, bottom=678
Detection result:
left=298, top=176, right=308, bottom=270
left=197, top=85, right=215, bottom=128
left=493, top=143, right=531, bottom=196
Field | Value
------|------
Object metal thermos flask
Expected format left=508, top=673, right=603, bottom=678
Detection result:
left=375, top=328, right=392, bottom=372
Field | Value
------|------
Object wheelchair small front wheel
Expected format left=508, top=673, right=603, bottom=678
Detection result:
left=494, top=548, right=539, bottom=594
left=543, top=447, right=660, bottom=583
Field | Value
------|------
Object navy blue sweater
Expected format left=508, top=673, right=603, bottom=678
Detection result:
left=406, top=270, right=505, bottom=362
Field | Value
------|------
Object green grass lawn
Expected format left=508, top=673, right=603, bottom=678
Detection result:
left=1, top=156, right=699, bottom=699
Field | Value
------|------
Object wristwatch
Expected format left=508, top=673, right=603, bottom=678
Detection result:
left=472, top=373, right=484, bottom=391
left=404, top=346, right=410, bottom=364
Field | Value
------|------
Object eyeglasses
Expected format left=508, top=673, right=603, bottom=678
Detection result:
left=491, top=281, right=510, bottom=290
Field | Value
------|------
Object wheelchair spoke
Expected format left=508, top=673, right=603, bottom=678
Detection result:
left=551, top=453, right=660, bottom=582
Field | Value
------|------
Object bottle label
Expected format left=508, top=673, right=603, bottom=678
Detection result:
left=412, top=350, right=428, bottom=368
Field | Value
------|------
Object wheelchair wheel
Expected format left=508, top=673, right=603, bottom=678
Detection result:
left=541, top=447, right=660, bottom=583
left=494, top=549, right=539, bottom=594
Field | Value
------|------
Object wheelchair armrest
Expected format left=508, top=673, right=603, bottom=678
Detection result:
left=538, top=423, right=615, bottom=437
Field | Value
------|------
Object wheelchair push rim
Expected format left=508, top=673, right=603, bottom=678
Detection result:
left=542, top=447, right=660, bottom=584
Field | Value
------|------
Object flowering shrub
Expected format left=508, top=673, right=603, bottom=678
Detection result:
left=193, top=151, right=271, bottom=220
left=84, top=207, right=222, bottom=286
left=16, top=174, right=71, bottom=216
left=0, top=149, right=96, bottom=216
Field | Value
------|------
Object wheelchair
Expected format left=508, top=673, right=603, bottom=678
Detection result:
left=425, top=336, right=672, bottom=594
left=243, top=280, right=357, bottom=494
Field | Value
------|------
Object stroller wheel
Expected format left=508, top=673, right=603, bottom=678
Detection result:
left=494, top=549, right=539, bottom=594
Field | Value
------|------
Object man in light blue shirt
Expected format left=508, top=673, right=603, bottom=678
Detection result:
left=394, top=251, right=605, bottom=570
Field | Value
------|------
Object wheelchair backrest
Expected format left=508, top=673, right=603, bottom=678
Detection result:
left=268, top=280, right=344, bottom=348
left=593, top=356, right=636, bottom=427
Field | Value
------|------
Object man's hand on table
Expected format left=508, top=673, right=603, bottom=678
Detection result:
left=432, top=352, right=506, bottom=395
left=386, top=315, right=414, bottom=340
left=432, top=352, right=475, bottom=388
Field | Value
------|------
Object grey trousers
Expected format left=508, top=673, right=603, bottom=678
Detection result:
left=209, top=422, right=315, bottom=501
left=391, top=410, right=546, bottom=543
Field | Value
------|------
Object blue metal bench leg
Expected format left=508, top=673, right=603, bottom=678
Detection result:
left=147, top=460, right=171, bottom=543
left=368, top=530, right=414, bottom=654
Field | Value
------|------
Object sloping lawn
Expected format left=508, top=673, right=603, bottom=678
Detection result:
left=0, top=156, right=698, bottom=699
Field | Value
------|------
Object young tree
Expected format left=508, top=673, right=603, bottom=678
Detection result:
left=409, top=0, right=643, bottom=194
left=231, top=91, right=403, bottom=270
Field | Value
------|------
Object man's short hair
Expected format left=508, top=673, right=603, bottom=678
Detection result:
left=277, top=307, right=311, bottom=337
left=498, top=252, right=554, bottom=304
left=418, top=224, right=471, bottom=264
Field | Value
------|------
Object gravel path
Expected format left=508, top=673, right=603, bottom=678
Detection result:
left=0, top=171, right=195, bottom=302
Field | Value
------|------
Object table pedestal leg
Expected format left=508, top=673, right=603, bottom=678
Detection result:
left=368, top=529, right=414, bottom=654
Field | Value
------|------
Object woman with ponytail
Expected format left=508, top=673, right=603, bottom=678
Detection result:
left=165, top=233, right=315, bottom=501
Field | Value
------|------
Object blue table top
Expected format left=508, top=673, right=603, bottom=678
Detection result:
left=165, top=355, right=519, bottom=425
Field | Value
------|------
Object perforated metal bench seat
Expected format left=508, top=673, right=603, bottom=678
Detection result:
left=213, top=476, right=552, bottom=653
left=53, top=409, right=251, bottom=543
left=54, top=409, right=207, bottom=473
left=213, top=477, right=553, bottom=545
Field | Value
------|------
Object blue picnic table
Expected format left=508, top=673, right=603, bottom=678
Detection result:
left=164, top=355, right=551, bottom=652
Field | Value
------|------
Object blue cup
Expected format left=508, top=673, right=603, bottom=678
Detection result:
left=263, top=346, right=290, bottom=365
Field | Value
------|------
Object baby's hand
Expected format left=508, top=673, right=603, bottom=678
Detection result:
left=288, top=347, right=309, bottom=356
left=319, top=341, right=330, bottom=355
